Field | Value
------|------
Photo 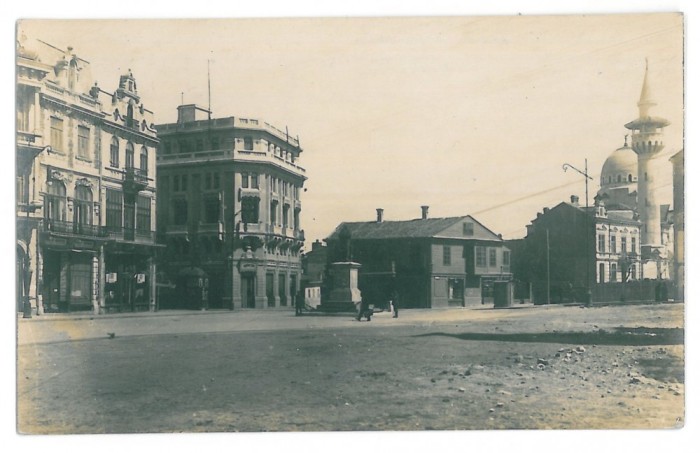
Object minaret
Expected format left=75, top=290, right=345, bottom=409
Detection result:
left=624, top=60, right=669, bottom=259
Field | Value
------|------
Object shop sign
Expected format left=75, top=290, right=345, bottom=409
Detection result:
left=239, top=260, right=257, bottom=274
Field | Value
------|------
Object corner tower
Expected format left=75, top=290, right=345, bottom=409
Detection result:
left=624, top=60, right=669, bottom=259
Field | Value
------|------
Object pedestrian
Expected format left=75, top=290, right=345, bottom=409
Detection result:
left=356, top=298, right=371, bottom=321
left=295, top=289, right=305, bottom=316
left=390, top=289, right=399, bottom=318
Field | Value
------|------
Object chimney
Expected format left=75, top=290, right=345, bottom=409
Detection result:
left=376, top=208, right=384, bottom=223
left=570, top=195, right=579, bottom=205
left=421, top=205, right=429, bottom=220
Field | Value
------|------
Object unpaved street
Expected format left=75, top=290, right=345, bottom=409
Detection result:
left=17, top=303, right=684, bottom=432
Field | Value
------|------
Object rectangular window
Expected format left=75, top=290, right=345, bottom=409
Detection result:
left=181, top=175, right=188, bottom=191
left=621, top=237, right=627, bottom=254
left=77, top=126, right=90, bottom=158
left=163, top=141, right=171, bottom=154
left=105, top=189, right=123, bottom=231
left=443, top=245, right=451, bottom=266
left=270, top=201, right=278, bottom=225
left=241, top=172, right=249, bottom=189
left=241, top=197, right=259, bottom=224
left=203, top=195, right=220, bottom=224
left=475, top=246, right=487, bottom=267
left=136, top=196, right=151, bottom=232
left=244, top=137, right=253, bottom=150
left=598, top=234, right=606, bottom=253
left=251, top=173, right=259, bottom=189
left=213, top=173, right=220, bottom=189
left=489, top=248, right=497, bottom=267
left=172, top=199, right=188, bottom=225
left=204, top=173, right=212, bottom=190
left=610, top=235, right=617, bottom=254
left=631, top=237, right=636, bottom=254
left=50, top=117, right=63, bottom=152
left=195, top=138, right=204, bottom=151
left=503, top=250, right=511, bottom=266
left=210, top=137, right=219, bottom=150
left=179, top=140, right=190, bottom=153
left=463, top=222, right=474, bottom=236
left=283, top=204, right=290, bottom=228
left=610, top=263, right=617, bottom=282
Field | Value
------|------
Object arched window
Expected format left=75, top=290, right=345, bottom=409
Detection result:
left=74, top=185, right=93, bottom=234
left=45, top=181, right=67, bottom=223
left=140, top=146, right=148, bottom=174
left=125, top=142, right=134, bottom=169
left=110, top=137, right=119, bottom=167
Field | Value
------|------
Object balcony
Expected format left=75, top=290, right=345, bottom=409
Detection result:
left=122, top=167, right=149, bottom=193
left=106, top=227, right=156, bottom=244
left=44, top=219, right=108, bottom=238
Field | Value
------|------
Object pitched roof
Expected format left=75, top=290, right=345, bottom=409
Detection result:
left=326, top=215, right=502, bottom=242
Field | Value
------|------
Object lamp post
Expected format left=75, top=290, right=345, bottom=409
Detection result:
left=563, top=159, right=594, bottom=306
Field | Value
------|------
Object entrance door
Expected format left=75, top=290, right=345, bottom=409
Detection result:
left=241, top=275, right=256, bottom=308
left=43, top=252, right=62, bottom=312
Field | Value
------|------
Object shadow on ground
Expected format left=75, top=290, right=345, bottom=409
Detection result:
left=414, top=327, right=684, bottom=346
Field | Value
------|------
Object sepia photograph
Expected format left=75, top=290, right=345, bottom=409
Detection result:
left=8, top=1, right=694, bottom=449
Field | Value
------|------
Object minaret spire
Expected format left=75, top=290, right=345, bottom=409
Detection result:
left=637, top=58, right=656, bottom=118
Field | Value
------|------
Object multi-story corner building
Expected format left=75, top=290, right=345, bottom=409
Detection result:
left=324, top=207, right=511, bottom=309
left=155, top=105, right=306, bottom=310
left=16, top=36, right=159, bottom=315
left=669, top=149, right=684, bottom=302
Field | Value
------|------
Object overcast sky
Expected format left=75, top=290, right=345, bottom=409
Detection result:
left=17, top=14, right=683, bottom=242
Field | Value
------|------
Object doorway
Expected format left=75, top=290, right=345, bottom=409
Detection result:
left=241, top=274, right=256, bottom=308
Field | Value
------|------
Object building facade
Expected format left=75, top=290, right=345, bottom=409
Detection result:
left=155, top=105, right=306, bottom=310
left=325, top=207, right=511, bottom=309
left=511, top=193, right=675, bottom=304
left=16, top=36, right=159, bottom=315
left=669, top=149, right=684, bottom=301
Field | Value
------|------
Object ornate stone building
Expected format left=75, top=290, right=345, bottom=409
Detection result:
left=16, top=35, right=159, bottom=315
left=155, top=105, right=306, bottom=309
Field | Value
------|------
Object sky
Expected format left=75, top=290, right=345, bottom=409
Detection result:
left=15, top=13, right=684, bottom=243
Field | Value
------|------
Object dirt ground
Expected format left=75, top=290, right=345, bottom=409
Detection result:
left=17, top=303, right=684, bottom=433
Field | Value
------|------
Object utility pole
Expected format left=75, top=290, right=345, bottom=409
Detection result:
left=546, top=228, right=550, bottom=305
left=563, top=159, right=594, bottom=306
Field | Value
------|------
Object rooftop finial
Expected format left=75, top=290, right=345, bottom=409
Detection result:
left=624, top=134, right=628, bottom=146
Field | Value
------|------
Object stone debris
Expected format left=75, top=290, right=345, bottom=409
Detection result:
left=458, top=387, right=466, bottom=393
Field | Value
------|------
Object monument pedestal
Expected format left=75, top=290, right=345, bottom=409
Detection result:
left=321, top=262, right=362, bottom=312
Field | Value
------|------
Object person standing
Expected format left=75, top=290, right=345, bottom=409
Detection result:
left=295, top=289, right=305, bottom=316
left=390, top=289, right=399, bottom=318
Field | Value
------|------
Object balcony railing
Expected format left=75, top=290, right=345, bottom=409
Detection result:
left=122, top=166, right=149, bottom=192
left=44, top=219, right=108, bottom=238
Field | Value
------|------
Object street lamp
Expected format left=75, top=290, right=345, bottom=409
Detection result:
left=562, top=159, right=594, bottom=306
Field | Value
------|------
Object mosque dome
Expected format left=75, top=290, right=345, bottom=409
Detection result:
left=600, top=140, right=638, bottom=189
